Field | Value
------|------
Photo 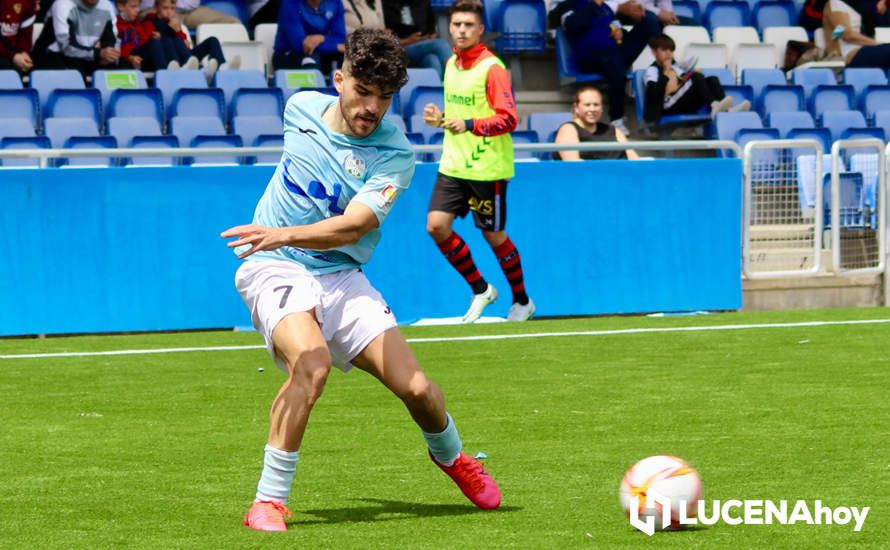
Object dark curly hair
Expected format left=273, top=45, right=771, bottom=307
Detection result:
left=343, top=28, right=409, bottom=92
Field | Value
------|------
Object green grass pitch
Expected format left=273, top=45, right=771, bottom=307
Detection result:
left=0, top=308, right=888, bottom=548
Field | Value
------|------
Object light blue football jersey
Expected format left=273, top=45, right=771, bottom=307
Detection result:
left=248, top=91, right=415, bottom=274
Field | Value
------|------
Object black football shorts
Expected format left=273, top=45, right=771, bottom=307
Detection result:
left=428, top=172, right=509, bottom=231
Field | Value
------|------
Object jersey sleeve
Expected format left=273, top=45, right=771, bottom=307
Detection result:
left=351, top=147, right=415, bottom=225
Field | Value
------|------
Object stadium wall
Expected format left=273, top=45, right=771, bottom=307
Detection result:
left=0, top=159, right=742, bottom=336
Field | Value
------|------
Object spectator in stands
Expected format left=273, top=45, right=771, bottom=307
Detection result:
left=248, top=0, right=279, bottom=30
left=615, top=0, right=694, bottom=27
left=35, top=0, right=126, bottom=74
left=0, top=0, right=37, bottom=73
left=643, top=34, right=749, bottom=124
left=139, top=0, right=239, bottom=28
left=382, top=0, right=453, bottom=77
left=560, top=0, right=660, bottom=135
left=823, top=0, right=890, bottom=70
left=116, top=0, right=174, bottom=70
left=554, top=85, right=639, bottom=160
left=344, top=0, right=385, bottom=33
left=272, top=0, right=345, bottom=74
left=423, top=0, right=535, bottom=323
left=799, top=0, right=828, bottom=33
left=146, top=0, right=233, bottom=79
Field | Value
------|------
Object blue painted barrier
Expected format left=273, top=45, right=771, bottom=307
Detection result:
left=0, top=158, right=742, bottom=335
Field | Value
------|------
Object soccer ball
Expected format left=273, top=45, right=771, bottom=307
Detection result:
left=619, top=455, right=702, bottom=531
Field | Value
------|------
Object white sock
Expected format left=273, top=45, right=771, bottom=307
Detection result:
left=255, top=444, right=299, bottom=503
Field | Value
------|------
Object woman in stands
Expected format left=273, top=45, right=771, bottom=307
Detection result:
left=553, top=85, right=640, bottom=161
left=823, top=0, right=890, bottom=70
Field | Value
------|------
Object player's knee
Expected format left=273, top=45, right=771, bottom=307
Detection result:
left=286, top=347, right=331, bottom=404
left=400, top=371, right=438, bottom=407
left=426, top=220, right=450, bottom=242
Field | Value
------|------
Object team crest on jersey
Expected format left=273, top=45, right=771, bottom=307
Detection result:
left=344, top=154, right=365, bottom=179
left=13, top=3, right=22, bottom=14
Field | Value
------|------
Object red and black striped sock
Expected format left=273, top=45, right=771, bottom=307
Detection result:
left=437, top=232, right=488, bottom=294
left=492, top=237, right=528, bottom=305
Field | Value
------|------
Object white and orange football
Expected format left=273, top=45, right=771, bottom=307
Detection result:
left=619, top=455, right=702, bottom=530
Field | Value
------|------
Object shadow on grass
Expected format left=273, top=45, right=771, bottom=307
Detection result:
left=296, top=497, right=521, bottom=525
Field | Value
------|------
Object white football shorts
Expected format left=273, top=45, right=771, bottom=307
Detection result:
left=235, top=259, right=397, bottom=372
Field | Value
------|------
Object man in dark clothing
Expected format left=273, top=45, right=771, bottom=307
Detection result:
left=0, top=0, right=37, bottom=73
left=382, top=0, right=451, bottom=76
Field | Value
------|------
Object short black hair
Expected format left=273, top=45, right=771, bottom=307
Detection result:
left=343, top=28, right=409, bottom=91
left=649, top=34, right=675, bottom=51
left=449, top=0, right=485, bottom=22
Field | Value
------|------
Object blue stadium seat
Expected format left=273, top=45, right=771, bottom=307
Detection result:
left=723, top=84, right=755, bottom=108
left=700, top=67, right=734, bottom=86
left=757, top=84, right=804, bottom=118
left=404, top=131, right=427, bottom=162
left=673, top=0, right=702, bottom=23
left=107, top=116, right=163, bottom=148
left=190, top=134, right=244, bottom=165
left=0, top=117, right=37, bottom=139
left=409, top=114, right=443, bottom=144
left=274, top=69, right=327, bottom=99
left=154, top=69, right=208, bottom=108
left=62, top=135, right=118, bottom=167
left=167, top=88, right=226, bottom=122
left=201, top=0, right=248, bottom=25
left=93, top=70, right=148, bottom=108
left=791, top=68, right=836, bottom=99
left=106, top=88, right=164, bottom=126
left=821, top=110, right=867, bottom=142
left=767, top=110, right=814, bottom=137
left=809, top=85, right=855, bottom=122
left=527, top=111, right=572, bottom=143
left=752, top=0, right=796, bottom=34
left=45, top=89, right=102, bottom=129
left=795, top=153, right=830, bottom=211
left=0, top=89, right=40, bottom=133
left=715, top=110, right=763, bottom=141
left=495, top=0, right=547, bottom=53
left=405, top=85, right=444, bottom=119
left=485, top=0, right=505, bottom=30
left=233, top=115, right=282, bottom=150
left=429, top=131, right=444, bottom=162
left=511, top=129, right=540, bottom=161
left=823, top=171, right=865, bottom=228
left=633, top=69, right=709, bottom=129
left=0, top=69, right=23, bottom=89
left=0, top=136, right=50, bottom=167
left=129, top=135, right=180, bottom=166
left=850, top=153, right=879, bottom=227
left=873, top=111, right=890, bottom=139
left=555, top=29, right=604, bottom=86
left=840, top=126, right=885, bottom=143
left=787, top=127, right=831, bottom=153
left=740, top=68, right=786, bottom=102
left=399, top=68, right=442, bottom=118
left=704, top=1, right=751, bottom=31
left=230, top=88, right=283, bottom=120
left=29, top=69, right=85, bottom=108
left=384, top=115, right=407, bottom=134
left=252, top=134, right=284, bottom=164
left=859, top=85, right=890, bottom=123
left=736, top=127, right=781, bottom=168
left=214, top=69, right=268, bottom=107
left=842, top=68, right=888, bottom=104
left=43, top=117, right=99, bottom=149
left=170, top=115, right=227, bottom=149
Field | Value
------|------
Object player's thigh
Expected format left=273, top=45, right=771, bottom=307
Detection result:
left=270, top=310, right=331, bottom=374
left=428, top=173, right=471, bottom=217
left=350, top=327, right=428, bottom=398
left=467, top=179, right=509, bottom=231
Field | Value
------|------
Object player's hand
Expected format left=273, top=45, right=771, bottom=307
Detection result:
left=441, top=118, right=467, bottom=134
left=129, top=55, right=143, bottom=69
left=12, top=52, right=33, bottom=72
left=423, top=103, right=443, bottom=127
left=221, top=224, right=288, bottom=259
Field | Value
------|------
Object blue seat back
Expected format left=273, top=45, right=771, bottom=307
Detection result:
left=230, top=88, right=283, bottom=120
left=723, top=84, right=754, bottom=107
left=93, top=70, right=148, bottom=107
left=741, top=68, right=786, bottom=101
left=0, top=69, right=23, bottom=89
left=405, top=86, right=444, bottom=119
left=253, top=134, right=284, bottom=164
left=527, top=111, right=572, bottom=143
left=154, top=69, right=208, bottom=107
left=842, top=68, right=888, bottom=103
left=485, top=0, right=505, bottom=30
left=0, top=89, right=39, bottom=130
left=129, top=135, right=180, bottom=166
left=168, top=88, right=226, bottom=121
left=45, top=89, right=102, bottom=128
left=191, top=134, right=244, bottom=165
left=758, top=84, right=804, bottom=115
left=823, top=171, right=864, bottom=227
left=673, top=0, right=702, bottom=22
left=860, top=85, right=890, bottom=121
left=29, top=69, right=84, bottom=107
left=874, top=110, right=890, bottom=139
left=0, top=136, right=51, bottom=167
left=850, top=153, right=880, bottom=218
left=554, top=29, right=605, bottom=83
left=736, top=127, right=781, bottom=167
left=43, top=117, right=99, bottom=148
left=787, top=127, right=831, bottom=153
left=274, top=69, right=327, bottom=99
left=63, top=135, right=118, bottom=167
left=233, top=115, right=282, bottom=150
left=791, top=68, right=836, bottom=99
left=752, top=0, right=796, bottom=33
left=170, top=115, right=227, bottom=148
left=496, top=0, right=547, bottom=53
left=715, top=110, right=763, bottom=140
left=214, top=69, right=268, bottom=107
left=767, top=110, right=814, bottom=137
left=106, top=88, right=164, bottom=126
left=511, top=129, right=539, bottom=160
left=810, top=85, right=854, bottom=121
left=820, top=109, right=867, bottom=142
left=795, top=153, right=831, bottom=210
left=400, top=68, right=442, bottom=118
left=700, top=67, right=734, bottom=86
left=704, top=1, right=751, bottom=30
left=108, top=116, right=163, bottom=148
left=409, top=114, right=443, bottom=144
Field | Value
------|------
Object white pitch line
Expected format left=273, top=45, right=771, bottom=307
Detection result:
left=1, top=318, right=889, bottom=360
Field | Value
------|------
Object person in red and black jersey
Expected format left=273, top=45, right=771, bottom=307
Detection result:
left=0, top=0, right=37, bottom=73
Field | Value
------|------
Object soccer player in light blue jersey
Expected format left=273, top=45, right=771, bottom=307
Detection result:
left=221, top=28, right=502, bottom=532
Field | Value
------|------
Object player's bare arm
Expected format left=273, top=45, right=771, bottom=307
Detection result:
left=221, top=202, right=379, bottom=259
